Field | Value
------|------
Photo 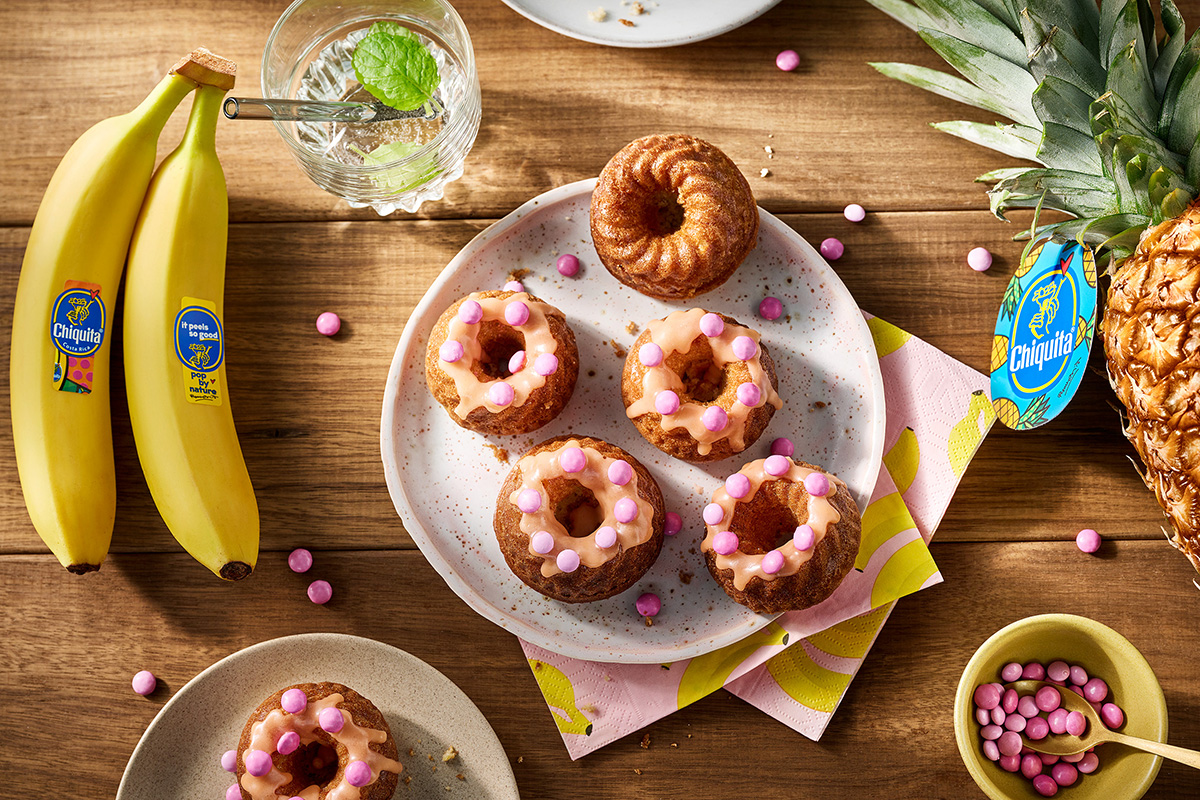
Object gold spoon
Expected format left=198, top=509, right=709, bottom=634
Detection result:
left=1006, top=680, right=1200, bottom=768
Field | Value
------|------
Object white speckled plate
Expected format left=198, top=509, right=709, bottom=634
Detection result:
left=380, top=178, right=884, bottom=663
left=500, top=0, right=782, bottom=48
left=116, top=634, right=518, bottom=800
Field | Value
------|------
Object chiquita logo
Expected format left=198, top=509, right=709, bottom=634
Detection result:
left=174, top=305, right=224, bottom=372
left=50, top=287, right=105, bottom=357
left=1010, top=270, right=1077, bottom=393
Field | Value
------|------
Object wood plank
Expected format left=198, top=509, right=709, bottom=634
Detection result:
left=12, top=0, right=1198, bottom=224
left=1, top=542, right=1196, bottom=799
left=0, top=211, right=1179, bottom=558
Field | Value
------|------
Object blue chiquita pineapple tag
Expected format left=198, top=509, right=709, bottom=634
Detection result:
left=989, top=238, right=1097, bottom=430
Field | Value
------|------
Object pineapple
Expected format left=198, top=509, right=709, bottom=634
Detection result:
left=867, top=0, right=1200, bottom=572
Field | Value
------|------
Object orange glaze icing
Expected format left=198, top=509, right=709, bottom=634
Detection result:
left=509, top=439, right=655, bottom=577
left=700, top=459, right=845, bottom=591
left=240, top=693, right=402, bottom=800
left=626, top=308, right=782, bottom=456
left=438, top=291, right=559, bottom=418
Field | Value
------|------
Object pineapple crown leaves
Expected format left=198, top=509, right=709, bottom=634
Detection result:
left=866, top=0, right=1200, bottom=269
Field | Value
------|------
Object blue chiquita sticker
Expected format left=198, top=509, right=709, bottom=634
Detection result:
left=174, top=298, right=224, bottom=406
left=990, top=238, right=1097, bottom=430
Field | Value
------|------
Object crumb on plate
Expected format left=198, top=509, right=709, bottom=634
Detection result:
left=442, top=746, right=458, bottom=762
left=588, top=7, right=608, bottom=22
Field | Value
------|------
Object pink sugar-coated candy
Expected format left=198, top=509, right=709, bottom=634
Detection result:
left=318, top=707, right=343, bottom=733
left=664, top=512, right=682, bottom=536
left=636, top=592, right=662, bottom=617
left=1076, top=528, right=1101, bottom=553
left=488, top=382, right=515, bottom=407
left=132, top=670, right=156, bottom=696
left=1018, top=695, right=1039, bottom=718
left=1002, top=688, right=1018, bottom=714
left=1003, top=713, right=1025, bottom=733
left=764, top=454, right=791, bottom=476
left=1068, top=685, right=1085, bottom=698
left=991, top=682, right=1004, bottom=694
left=713, top=531, right=740, bottom=555
left=981, top=739, right=1000, bottom=761
left=1021, top=753, right=1043, bottom=779
left=533, top=352, right=559, bottom=376
left=307, top=579, right=332, bottom=605
left=560, top=447, right=586, bottom=473
left=999, top=754, right=1021, bottom=773
left=701, top=405, right=728, bottom=432
left=820, top=237, right=844, bottom=260
left=1036, top=685, right=1062, bottom=713
left=221, top=749, right=237, bottom=772
left=288, top=548, right=313, bottom=574
left=227, top=783, right=242, bottom=800
left=1051, top=762, right=1078, bottom=787
left=504, top=301, right=529, bottom=326
left=1061, top=751, right=1085, bottom=764
left=1047, top=707, right=1069, bottom=735
left=457, top=300, right=483, bottom=324
left=655, top=390, right=681, bottom=415
left=1090, top=701, right=1104, bottom=715
left=1032, top=774, right=1058, bottom=797
left=594, top=527, right=617, bottom=549
left=736, top=381, right=762, bottom=407
left=556, top=253, right=580, bottom=276
left=1077, top=752, right=1099, bottom=773
left=345, top=760, right=373, bottom=788
left=556, top=549, right=581, bottom=573
left=804, top=472, right=830, bottom=497
left=638, top=342, right=663, bottom=367
left=277, top=730, right=300, bottom=755
left=998, top=730, right=1022, bottom=757
left=1023, top=662, right=1047, bottom=681
left=531, top=531, right=554, bottom=555
left=316, top=311, right=341, bottom=336
left=281, top=688, right=307, bottom=714
left=1001, top=662, right=1023, bottom=682
left=726, top=473, right=752, bottom=499
left=974, top=683, right=1001, bottom=711
left=608, top=460, right=633, bottom=486
left=990, top=707, right=1006, bottom=726
left=1100, top=702, right=1124, bottom=728
left=975, top=707, right=990, bottom=726
left=732, top=335, right=758, bottom=361
left=1047, top=660, right=1070, bottom=682
left=503, top=280, right=523, bottom=292
left=844, top=203, right=866, bottom=222
left=967, top=246, right=992, bottom=272
left=770, top=437, right=794, bottom=457
left=614, top=497, right=639, bottom=523
left=1026, top=716, right=1050, bottom=741
left=759, top=296, right=784, bottom=320
left=761, top=550, right=785, bottom=574
left=980, top=724, right=1002, bottom=741
left=439, top=340, right=464, bottom=363
left=776, top=49, right=800, bottom=71
left=516, top=488, right=542, bottom=514
left=699, top=312, right=725, bottom=337
left=1039, top=753, right=1060, bottom=766
left=1065, top=710, right=1087, bottom=737
left=1083, top=677, right=1108, bottom=703
left=703, top=503, right=725, bottom=525
left=245, top=749, right=272, bottom=777
left=793, top=524, right=816, bottom=551
left=1069, top=665, right=1088, bottom=686
left=508, top=350, right=526, bottom=374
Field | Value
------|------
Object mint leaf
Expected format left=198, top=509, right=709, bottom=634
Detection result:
left=351, top=141, right=441, bottom=194
left=352, top=21, right=440, bottom=111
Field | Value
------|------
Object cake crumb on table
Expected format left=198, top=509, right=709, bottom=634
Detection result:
left=671, top=742, right=679, bottom=748
left=517, top=756, right=524, bottom=764
left=441, top=746, right=458, bottom=762
left=760, top=168, right=771, bottom=177
left=634, top=768, right=643, bottom=775
left=640, top=733, right=651, bottom=749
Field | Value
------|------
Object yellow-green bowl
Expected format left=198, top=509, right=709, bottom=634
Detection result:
left=954, top=614, right=1167, bottom=800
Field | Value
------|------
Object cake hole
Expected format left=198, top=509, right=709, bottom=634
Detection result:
left=728, top=480, right=804, bottom=553
left=548, top=478, right=603, bottom=538
left=665, top=337, right=724, bottom=403
left=650, top=191, right=685, bottom=235
left=472, top=320, right=525, bottom=379
left=296, top=741, right=339, bottom=788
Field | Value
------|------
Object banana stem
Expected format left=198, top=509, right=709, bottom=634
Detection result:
left=129, top=73, right=198, bottom=137
left=181, top=84, right=227, bottom=151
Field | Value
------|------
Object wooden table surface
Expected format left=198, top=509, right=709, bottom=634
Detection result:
left=3, top=1, right=1199, bottom=797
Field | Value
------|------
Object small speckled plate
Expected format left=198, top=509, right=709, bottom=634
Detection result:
left=380, top=178, right=884, bottom=663
left=116, top=634, right=518, bottom=800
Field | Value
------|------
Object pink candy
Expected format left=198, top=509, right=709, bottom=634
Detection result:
left=1065, top=710, right=1087, bottom=737
left=990, top=706, right=1006, bottom=725
left=725, top=473, right=751, bottom=499
left=277, top=731, right=300, bottom=755
left=974, top=683, right=1001, bottom=711
left=736, top=382, right=762, bottom=406
left=975, top=707, right=990, bottom=725
left=1003, top=713, right=1025, bottom=733
left=559, top=447, right=586, bottom=473
left=504, top=301, right=529, bottom=326
left=508, top=350, right=526, bottom=373
left=221, top=749, right=237, bottom=772
left=1017, top=695, right=1039, bottom=719
left=281, top=688, right=308, bottom=714
left=999, top=753, right=1021, bottom=772
left=1026, top=716, right=1050, bottom=741
left=664, top=512, right=682, bottom=536
left=967, top=246, right=993, bottom=272
left=758, top=297, right=783, bottom=320
left=1082, top=677, right=1108, bottom=703
left=775, top=49, right=800, bottom=71
left=793, top=524, right=815, bottom=551
left=531, top=531, right=554, bottom=554
left=318, top=707, right=343, bottom=733
left=997, top=730, right=1022, bottom=757
left=516, top=489, right=542, bottom=513
left=703, top=503, right=725, bottom=525
left=1021, top=753, right=1043, bottom=779
left=132, top=670, right=156, bottom=696
left=556, top=549, right=581, bottom=573
left=1050, top=762, right=1078, bottom=787
left=345, top=761, right=373, bottom=787
left=488, top=382, right=514, bottom=407
left=1047, top=661, right=1070, bottom=682
left=761, top=550, right=785, bottom=574
left=457, top=300, right=483, bottom=324
left=608, top=460, right=632, bottom=485
left=732, top=335, right=757, bottom=361
left=245, top=749, right=272, bottom=777
left=981, top=739, right=1000, bottom=761
left=226, top=783, right=242, bottom=800
left=1100, top=702, right=1124, bottom=728
left=533, top=353, right=558, bottom=376
left=636, top=592, right=661, bottom=617
left=1001, top=662, right=1023, bottom=682
left=770, top=437, right=794, bottom=457
left=307, top=580, right=332, bottom=605
left=594, top=527, right=617, bottom=548
left=638, top=343, right=663, bottom=367
left=1078, top=752, right=1099, bottom=773
left=1022, top=662, right=1046, bottom=681
left=1032, top=774, right=1058, bottom=797
left=699, top=313, right=725, bottom=337
left=820, top=237, right=844, bottom=261
left=1002, top=688, right=1018, bottom=713
left=655, top=390, right=680, bottom=415
left=316, top=312, right=341, bottom=336
left=764, top=454, right=790, bottom=476
left=1076, top=528, right=1101, bottom=553
left=288, top=548, right=313, bottom=573
left=980, top=724, right=1002, bottom=741
left=844, top=203, right=866, bottom=222
left=701, top=405, right=728, bottom=432
left=1047, top=707, right=1069, bottom=735
left=503, top=280, right=524, bottom=292
left=1035, top=686, right=1061, bottom=713
left=556, top=254, right=580, bottom=276
left=1069, top=665, right=1088, bottom=686
left=804, top=472, right=830, bottom=497
left=614, top=498, right=639, bottom=523
left=713, top=531, right=739, bottom=555
left=439, top=340, right=464, bottom=363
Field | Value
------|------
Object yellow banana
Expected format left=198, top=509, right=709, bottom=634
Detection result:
left=123, top=76, right=259, bottom=581
left=9, top=61, right=201, bottom=573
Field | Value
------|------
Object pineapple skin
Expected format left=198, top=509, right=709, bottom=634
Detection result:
left=1102, top=202, right=1200, bottom=573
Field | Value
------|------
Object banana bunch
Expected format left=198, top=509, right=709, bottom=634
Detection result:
left=10, top=49, right=259, bottom=580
